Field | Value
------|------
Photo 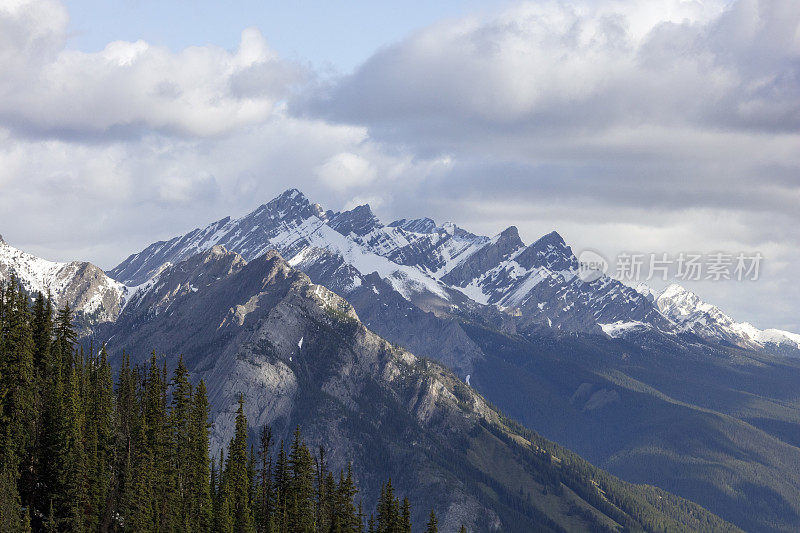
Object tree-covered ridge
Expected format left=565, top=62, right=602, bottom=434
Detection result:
left=0, top=278, right=440, bottom=533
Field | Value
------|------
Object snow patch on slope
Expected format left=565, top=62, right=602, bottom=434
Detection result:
left=600, top=320, right=651, bottom=338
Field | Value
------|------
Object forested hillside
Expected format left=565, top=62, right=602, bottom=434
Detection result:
left=0, top=279, right=434, bottom=532
left=1, top=275, right=739, bottom=532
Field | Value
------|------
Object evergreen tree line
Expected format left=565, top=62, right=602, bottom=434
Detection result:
left=0, top=279, right=447, bottom=532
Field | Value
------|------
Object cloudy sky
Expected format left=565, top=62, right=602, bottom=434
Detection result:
left=1, top=0, right=798, bottom=331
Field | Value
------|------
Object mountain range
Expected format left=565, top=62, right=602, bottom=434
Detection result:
left=3, top=188, right=800, bottom=531
left=94, top=244, right=740, bottom=532
left=105, top=189, right=800, bottom=356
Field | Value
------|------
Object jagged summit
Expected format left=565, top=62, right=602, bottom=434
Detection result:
left=264, top=188, right=324, bottom=219
left=388, top=217, right=437, bottom=233
left=634, top=282, right=662, bottom=303
left=516, top=230, right=576, bottom=272
left=328, top=203, right=381, bottom=237
left=276, top=187, right=304, bottom=201
left=108, top=188, right=669, bottom=334
left=533, top=230, right=567, bottom=247
left=497, top=225, right=522, bottom=244
left=106, top=187, right=798, bottom=347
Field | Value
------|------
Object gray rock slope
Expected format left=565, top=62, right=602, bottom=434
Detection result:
left=101, top=246, right=736, bottom=533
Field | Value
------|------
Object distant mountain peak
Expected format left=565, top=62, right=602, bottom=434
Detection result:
left=661, top=283, right=691, bottom=297
left=0, top=237, right=126, bottom=326
left=498, top=225, right=522, bottom=243
left=277, top=188, right=304, bottom=200
left=532, top=230, right=567, bottom=248
left=388, top=217, right=437, bottom=233
left=328, top=203, right=382, bottom=237
left=648, top=282, right=800, bottom=351
left=267, top=188, right=312, bottom=210
left=515, top=230, right=576, bottom=272
left=634, top=282, right=663, bottom=303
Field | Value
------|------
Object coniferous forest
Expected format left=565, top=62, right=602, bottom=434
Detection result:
left=0, top=279, right=440, bottom=533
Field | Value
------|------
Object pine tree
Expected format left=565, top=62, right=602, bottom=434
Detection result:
left=210, top=454, right=219, bottom=517
left=128, top=413, right=156, bottom=531
left=325, top=471, right=337, bottom=532
left=400, top=498, right=412, bottom=533
left=60, top=354, right=88, bottom=531
left=53, top=304, right=77, bottom=375
left=248, top=445, right=258, bottom=524
left=288, top=426, right=315, bottom=533
left=425, top=510, right=438, bottom=533
left=227, top=394, right=255, bottom=533
left=143, top=353, right=170, bottom=528
left=114, top=353, right=139, bottom=525
left=86, top=344, right=113, bottom=530
left=170, top=355, right=193, bottom=529
left=215, top=444, right=234, bottom=533
left=190, top=379, right=213, bottom=531
left=315, top=446, right=330, bottom=533
left=255, top=424, right=274, bottom=533
left=36, top=320, right=67, bottom=528
left=336, top=464, right=360, bottom=533
left=377, top=478, right=400, bottom=533
left=30, top=292, right=52, bottom=372
left=0, top=283, right=36, bottom=525
left=44, top=501, right=56, bottom=533
left=0, top=453, right=24, bottom=532
left=275, top=441, right=289, bottom=533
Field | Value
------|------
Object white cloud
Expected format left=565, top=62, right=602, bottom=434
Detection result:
left=344, top=195, right=385, bottom=211
left=313, top=0, right=799, bottom=136
left=0, top=2, right=303, bottom=138
left=315, top=152, right=377, bottom=190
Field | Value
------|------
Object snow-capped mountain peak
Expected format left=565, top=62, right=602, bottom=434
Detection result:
left=107, top=188, right=795, bottom=349
left=0, top=238, right=127, bottom=324
left=634, top=282, right=800, bottom=352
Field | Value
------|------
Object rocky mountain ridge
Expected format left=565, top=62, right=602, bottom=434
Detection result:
left=108, top=189, right=799, bottom=353
left=0, top=235, right=127, bottom=326
left=630, top=282, right=800, bottom=352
